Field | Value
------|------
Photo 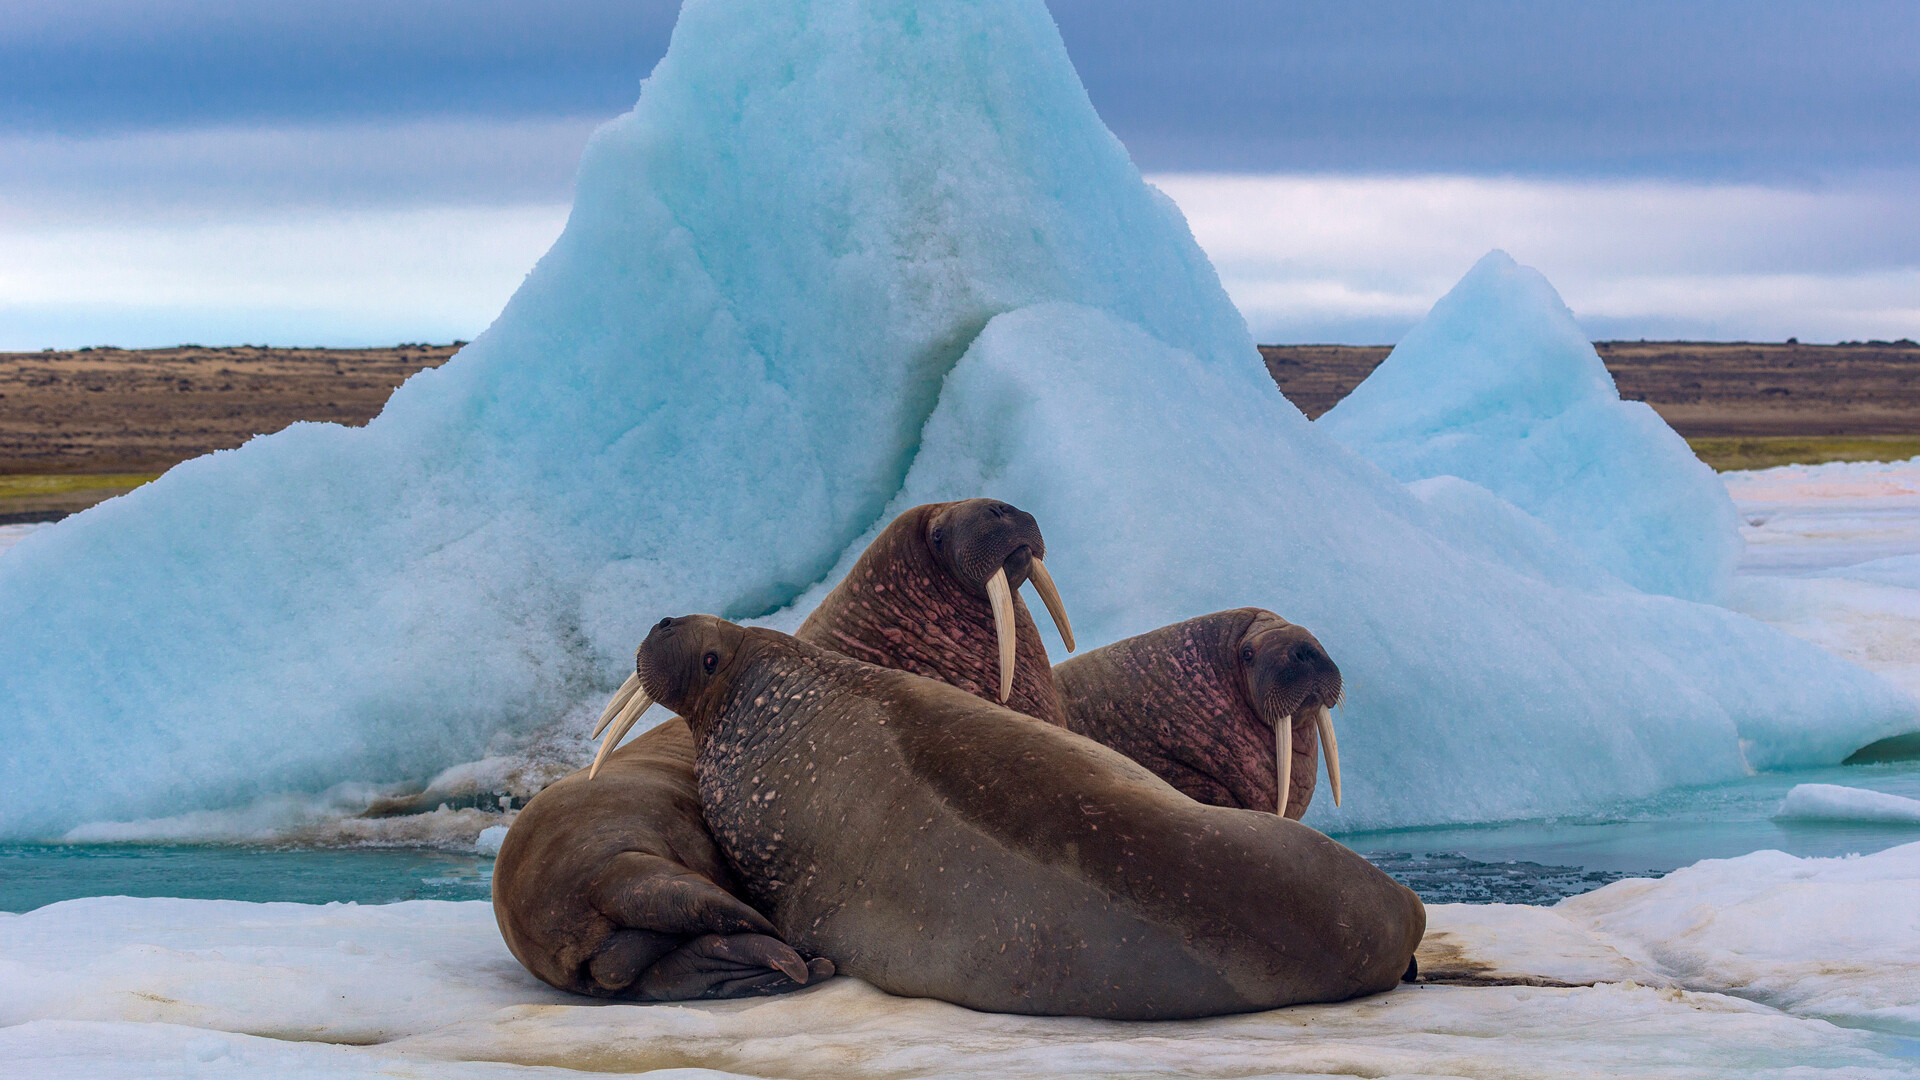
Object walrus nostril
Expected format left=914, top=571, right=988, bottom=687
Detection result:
left=1293, top=644, right=1316, bottom=664
left=656, top=617, right=673, bottom=630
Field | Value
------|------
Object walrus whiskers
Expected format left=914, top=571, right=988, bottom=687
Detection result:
left=985, top=566, right=1017, bottom=702
left=591, top=682, right=656, bottom=779
left=593, top=671, right=646, bottom=738
left=1025, top=558, right=1075, bottom=652
left=1315, top=705, right=1342, bottom=806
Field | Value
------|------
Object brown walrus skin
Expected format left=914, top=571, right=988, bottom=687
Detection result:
left=492, top=499, right=1070, bottom=999
left=1056, top=609, right=1344, bottom=819
left=648, top=613, right=1425, bottom=1020
left=491, top=718, right=833, bottom=999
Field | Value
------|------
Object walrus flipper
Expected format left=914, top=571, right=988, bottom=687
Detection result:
left=493, top=720, right=830, bottom=1002
left=583, top=852, right=833, bottom=999
left=637, top=934, right=836, bottom=1001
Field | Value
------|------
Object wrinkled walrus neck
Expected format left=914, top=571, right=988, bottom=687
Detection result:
left=1055, top=609, right=1318, bottom=818
left=796, top=503, right=1064, bottom=724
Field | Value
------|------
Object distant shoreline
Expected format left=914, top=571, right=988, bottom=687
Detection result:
left=2, top=340, right=1914, bottom=521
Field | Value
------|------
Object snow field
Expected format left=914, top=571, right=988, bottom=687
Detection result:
left=3, top=843, right=1916, bottom=1079
left=1724, top=456, right=1920, bottom=700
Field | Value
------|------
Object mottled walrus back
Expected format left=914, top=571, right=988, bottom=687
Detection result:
left=653, top=616, right=1424, bottom=1020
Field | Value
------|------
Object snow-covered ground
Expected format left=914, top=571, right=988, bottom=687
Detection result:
left=3, top=843, right=1916, bottom=1079
left=1724, top=457, right=1920, bottom=700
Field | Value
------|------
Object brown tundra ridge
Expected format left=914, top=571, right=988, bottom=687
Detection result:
left=1, top=339, right=1915, bottom=522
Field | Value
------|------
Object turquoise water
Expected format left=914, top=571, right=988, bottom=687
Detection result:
left=1343, top=757, right=1920, bottom=897
left=3, top=759, right=1914, bottom=914
left=0, top=844, right=496, bottom=913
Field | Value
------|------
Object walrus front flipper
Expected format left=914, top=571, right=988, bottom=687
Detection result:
left=590, top=851, right=780, bottom=937
left=637, top=933, right=836, bottom=1001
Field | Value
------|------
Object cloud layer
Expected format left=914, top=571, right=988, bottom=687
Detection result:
left=2, top=3, right=1914, bottom=349
left=7, top=156, right=1913, bottom=349
left=1156, top=173, right=1920, bottom=343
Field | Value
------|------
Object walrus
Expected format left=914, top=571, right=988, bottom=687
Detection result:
left=627, top=613, right=1425, bottom=1020
left=494, top=499, right=1074, bottom=999
left=1055, top=609, right=1344, bottom=820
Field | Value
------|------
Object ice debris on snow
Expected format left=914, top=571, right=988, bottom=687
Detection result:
left=474, top=825, right=509, bottom=857
left=1775, top=783, right=1920, bottom=824
left=1318, top=250, right=1743, bottom=603
left=4, top=845, right=1919, bottom=1078
left=0, top=0, right=1912, bottom=841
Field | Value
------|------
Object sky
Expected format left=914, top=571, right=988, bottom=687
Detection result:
left=2, top=0, right=1916, bottom=348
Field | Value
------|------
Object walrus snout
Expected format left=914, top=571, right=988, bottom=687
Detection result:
left=927, top=499, right=1046, bottom=594
left=591, top=614, right=751, bottom=778
left=926, top=498, right=1076, bottom=701
left=1242, top=618, right=1345, bottom=811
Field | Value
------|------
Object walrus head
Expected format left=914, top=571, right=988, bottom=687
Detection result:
left=591, top=614, right=755, bottom=777
left=922, top=499, right=1074, bottom=701
left=1239, top=612, right=1344, bottom=813
left=1052, top=608, right=1343, bottom=818
left=792, top=499, right=1074, bottom=722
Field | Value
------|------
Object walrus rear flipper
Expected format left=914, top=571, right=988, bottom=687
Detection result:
left=637, top=934, right=836, bottom=1001
left=494, top=720, right=831, bottom=1003
left=585, top=851, right=832, bottom=999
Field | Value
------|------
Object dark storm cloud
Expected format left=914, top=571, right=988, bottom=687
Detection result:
left=4, top=0, right=1916, bottom=179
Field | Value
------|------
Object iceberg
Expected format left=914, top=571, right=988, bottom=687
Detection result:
left=1318, top=251, right=1743, bottom=604
left=0, top=0, right=1239, bottom=837
left=0, top=0, right=1912, bottom=839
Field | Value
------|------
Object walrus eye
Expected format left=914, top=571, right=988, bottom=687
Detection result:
left=702, top=651, right=719, bottom=674
left=930, top=527, right=944, bottom=548
left=1241, top=647, right=1255, bottom=664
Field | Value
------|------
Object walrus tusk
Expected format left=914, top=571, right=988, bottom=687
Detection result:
left=590, top=686, right=655, bottom=780
left=1316, top=705, right=1342, bottom=806
left=986, top=566, right=1016, bottom=702
left=1025, top=558, right=1075, bottom=653
left=1276, top=715, right=1292, bottom=817
left=593, top=671, right=645, bottom=739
